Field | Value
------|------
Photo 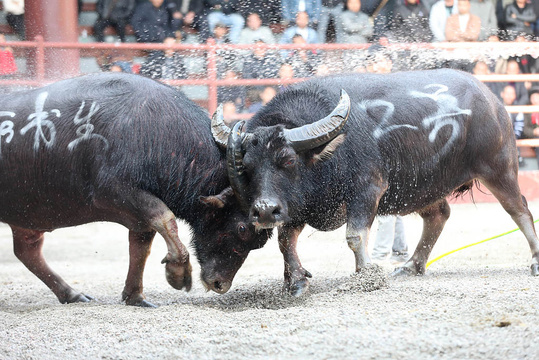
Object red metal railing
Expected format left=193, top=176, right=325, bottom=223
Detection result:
left=1, top=36, right=539, bottom=115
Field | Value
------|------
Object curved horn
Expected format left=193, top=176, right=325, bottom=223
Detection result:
left=227, top=121, right=250, bottom=213
left=211, top=104, right=230, bottom=149
left=283, top=89, right=351, bottom=152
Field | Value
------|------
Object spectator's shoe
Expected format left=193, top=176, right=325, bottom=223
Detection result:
left=371, top=253, right=389, bottom=265
left=390, top=251, right=409, bottom=265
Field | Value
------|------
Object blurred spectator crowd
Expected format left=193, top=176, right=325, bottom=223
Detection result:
left=1, top=0, right=539, bottom=133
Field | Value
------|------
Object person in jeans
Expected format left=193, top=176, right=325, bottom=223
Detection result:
left=371, top=215, right=409, bottom=264
left=317, top=0, right=344, bottom=43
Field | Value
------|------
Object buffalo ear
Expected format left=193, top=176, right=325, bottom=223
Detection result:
left=311, top=134, right=346, bottom=165
left=200, top=187, right=235, bottom=208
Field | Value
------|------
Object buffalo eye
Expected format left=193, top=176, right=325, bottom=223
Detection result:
left=237, top=223, right=249, bottom=241
left=282, top=157, right=296, bottom=168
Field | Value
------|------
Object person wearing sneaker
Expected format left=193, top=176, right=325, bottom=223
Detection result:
left=371, top=215, right=409, bottom=264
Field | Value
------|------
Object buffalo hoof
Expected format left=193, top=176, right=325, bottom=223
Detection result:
left=285, top=268, right=312, bottom=297
left=287, top=278, right=310, bottom=297
left=531, top=264, right=539, bottom=276
left=163, top=257, right=193, bottom=292
left=390, top=266, right=418, bottom=277
left=123, top=293, right=157, bottom=308
left=64, top=292, right=94, bottom=304
left=132, top=299, right=157, bottom=308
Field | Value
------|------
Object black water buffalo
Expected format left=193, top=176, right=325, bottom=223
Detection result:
left=0, top=73, right=271, bottom=306
left=212, top=69, right=539, bottom=296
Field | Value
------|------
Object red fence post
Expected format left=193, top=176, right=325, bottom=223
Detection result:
left=206, top=38, right=218, bottom=115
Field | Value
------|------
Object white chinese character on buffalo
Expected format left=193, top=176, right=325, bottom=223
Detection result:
left=0, top=111, right=15, bottom=157
left=67, top=100, right=109, bottom=151
left=20, top=92, right=60, bottom=151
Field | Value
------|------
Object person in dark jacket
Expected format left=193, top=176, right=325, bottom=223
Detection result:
left=131, top=0, right=182, bottom=43
left=140, top=37, right=188, bottom=79
left=504, top=0, right=536, bottom=39
left=390, top=0, right=432, bottom=42
left=93, top=0, right=135, bottom=42
left=166, top=0, right=210, bottom=42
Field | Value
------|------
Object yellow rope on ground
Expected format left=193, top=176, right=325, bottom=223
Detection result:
left=425, top=219, right=539, bottom=269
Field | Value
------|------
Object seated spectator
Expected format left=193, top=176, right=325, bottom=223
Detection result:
left=239, top=13, right=276, bottom=44
left=318, top=0, right=345, bottom=43
left=242, top=40, right=282, bottom=79
left=140, top=37, right=188, bottom=79
left=500, top=84, right=524, bottom=139
left=205, top=0, right=245, bottom=44
left=286, top=34, right=319, bottom=77
left=3, top=0, right=24, bottom=40
left=131, top=0, right=182, bottom=43
left=281, top=0, right=322, bottom=27
left=504, top=0, right=537, bottom=40
left=211, top=23, right=239, bottom=74
left=167, top=0, right=210, bottom=43
left=337, top=0, right=373, bottom=44
left=218, top=69, right=245, bottom=111
left=212, top=22, right=230, bottom=44
left=222, top=101, right=240, bottom=125
left=109, top=60, right=133, bottom=73
left=505, top=59, right=530, bottom=105
left=390, top=0, right=432, bottom=43
left=248, top=86, right=277, bottom=113
left=470, top=0, right=498, bottom=40
left=445, top=0, right=481, bottom=42
left=278, top=62, right=295, bottom=92
left=429, top=0, right=458, bottom=42
left=365, top=45, right=393, bottom=73
left=280, top=11, right=320, bottom=45
left=472, top=60, right=501, bottom=96
left=315, top=63, right=331, bottom=76
left=93, top=0, right=135, bottom=43
left=242, top=39, right=281, bottom=103
left=238, top=0, right=282, bottom=26
left=97, top=50, right=135, bottom=72
left=522, top=87, right=539, bottom=166
left=509, top=36, right=539, bottom=89
left=0, top=34, right=16, bottom=78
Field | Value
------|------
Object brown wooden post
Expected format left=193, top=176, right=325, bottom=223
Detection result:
left=25, top=0, right=80, bottom=80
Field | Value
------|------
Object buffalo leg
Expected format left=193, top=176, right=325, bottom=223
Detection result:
left=346, top=180, right=386, bottom=271
left=122, top=230, right=156, bottom=307
left=392, top=199, right=451, bottom=276
left=278, top=224, right=311, bottom=296
left=94, top=189, right=192, bottom=292
left=11, top=225, right=92, bottom=304
left=481, top=174, right=539, bottom=276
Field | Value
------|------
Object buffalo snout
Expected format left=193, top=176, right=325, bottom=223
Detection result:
left=250, top=198, right=285, bottom=229
left=201, top=271, right=233, bottom=294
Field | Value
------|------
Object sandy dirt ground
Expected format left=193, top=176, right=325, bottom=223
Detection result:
left=1, top=200, right=539, bottom=359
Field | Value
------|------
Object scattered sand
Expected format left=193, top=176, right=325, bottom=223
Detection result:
left=1, top=201, right=539, bottom=359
